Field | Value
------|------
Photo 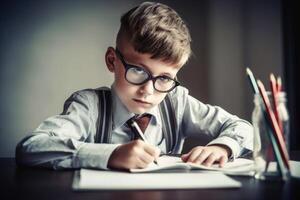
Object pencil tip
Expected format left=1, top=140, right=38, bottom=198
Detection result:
left=270, top=73, right=276, bottom=81
left=257, top=79, right=262, bottom=85
left=277, top=76, right=282, bottom=83
left=246, top=67, right=252, bottom=74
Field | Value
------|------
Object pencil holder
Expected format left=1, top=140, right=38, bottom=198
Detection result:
left=252, top=92, right=289, bottom=180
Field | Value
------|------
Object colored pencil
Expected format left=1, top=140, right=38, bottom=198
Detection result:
left=270, top=74, right=283, bottom=132
left=277, top=76, right=282, bottom=92
left=246, top=68, right=259, bottom=94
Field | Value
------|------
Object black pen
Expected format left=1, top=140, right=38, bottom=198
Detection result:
left=129, top=120, right=159, bottom=165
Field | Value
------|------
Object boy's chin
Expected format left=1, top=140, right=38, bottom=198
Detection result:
left=128, top=107, right=150, bottom=115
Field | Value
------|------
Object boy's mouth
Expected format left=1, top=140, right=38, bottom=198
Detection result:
left=133, top=98, right=152, bottom=106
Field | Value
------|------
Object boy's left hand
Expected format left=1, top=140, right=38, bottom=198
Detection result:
left=181, top=145, right=231, bottom=167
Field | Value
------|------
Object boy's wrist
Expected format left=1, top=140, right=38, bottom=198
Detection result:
left=107, top=145, right=122, bottom=169
left=206, top=136, right=240, bottom=160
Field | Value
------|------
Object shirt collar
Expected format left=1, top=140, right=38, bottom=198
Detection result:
left=111, top=84, right=161, bottom=129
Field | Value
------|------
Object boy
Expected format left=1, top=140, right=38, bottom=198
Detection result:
left=16, top=2, right=253, bottom=170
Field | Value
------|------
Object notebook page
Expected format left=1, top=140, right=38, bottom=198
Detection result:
left=73, top=169, right=242, bottom=190
left=130, top=155, right=254, bottom=174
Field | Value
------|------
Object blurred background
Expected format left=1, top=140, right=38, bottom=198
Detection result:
left=0, top=0, right=298, bottom=157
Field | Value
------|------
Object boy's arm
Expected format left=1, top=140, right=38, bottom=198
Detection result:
left=169, top=87, right=253, bottom=160
left=183, top=94, right=253, bottom=159
left=15, top=90, right=118, bottom=170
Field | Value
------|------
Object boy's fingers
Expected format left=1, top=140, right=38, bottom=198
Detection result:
left=186, top=148, right=203, bottom=162
left=143, top=143, right=159, bottom=157
left=202, top=153, right=217, bottom=166
left=189, top=148, right=210, bottom=163
left=138, top=152, right=154, bottom=165
left=181, top=153, right=190, bottom=162
left=138, top=143, right=161, bottom=165
left=218, top=155, right=228, bottom=167
left=133, top=156, right=151, bottom=169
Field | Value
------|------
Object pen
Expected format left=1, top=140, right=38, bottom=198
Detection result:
left=129, top=120, right=159, bottom=165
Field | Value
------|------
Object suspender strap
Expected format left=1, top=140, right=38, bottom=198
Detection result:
left=95, top=89, right=178, bottom=153
left=95, top=89, right=112, bottom=143
left=159, top=94, right=178, bottom=153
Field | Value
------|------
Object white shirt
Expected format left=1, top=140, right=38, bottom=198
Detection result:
left=16, top=85, right=253, bottom=170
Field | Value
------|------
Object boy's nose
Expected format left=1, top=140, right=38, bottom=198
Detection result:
left=140, top=80, right=154, bottom=96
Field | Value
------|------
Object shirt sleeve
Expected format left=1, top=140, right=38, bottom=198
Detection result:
left=170, top=86, right=253, bottom=159
left=15, top=90, right=119, bottom=170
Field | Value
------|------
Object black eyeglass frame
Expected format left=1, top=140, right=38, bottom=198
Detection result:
left=115, top=48, right=180, bottom=93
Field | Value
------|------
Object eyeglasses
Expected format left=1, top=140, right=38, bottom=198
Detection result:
left=115, top=48, right=180, bottom=93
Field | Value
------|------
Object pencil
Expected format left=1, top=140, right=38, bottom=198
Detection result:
left=246, top=67, right=259, bottom=94
left=270, top=74, right=283, bottom=132
left=257, top=80, right=290, bottom=170
left=277, top=76, right=282, bottom=92
left=130, top=121, right=159, bottom=165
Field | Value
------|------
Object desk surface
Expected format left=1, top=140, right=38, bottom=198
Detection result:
left=2, top=152, right=300, bottom=200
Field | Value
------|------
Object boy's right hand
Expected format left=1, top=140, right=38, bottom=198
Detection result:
left=107, top=140, right=160, bottom=170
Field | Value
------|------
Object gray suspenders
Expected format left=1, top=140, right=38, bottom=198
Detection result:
left=95, top=89, right=178, bottom=153
left=158, top=96, right=178, bottom=153
left=95, top=89, right=113, bottom=144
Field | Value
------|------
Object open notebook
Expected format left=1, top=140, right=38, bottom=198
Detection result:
left=130, top=155, right=254, bottom=175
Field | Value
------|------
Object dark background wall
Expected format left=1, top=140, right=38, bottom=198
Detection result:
left=282, top=0, right=300, bottom=153
left=1, top=0, right=292, bottom=157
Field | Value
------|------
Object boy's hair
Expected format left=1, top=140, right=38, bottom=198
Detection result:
left=117, top=2, right=192, bottom=66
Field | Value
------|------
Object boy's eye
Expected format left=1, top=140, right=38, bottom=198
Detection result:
left=131, top=66, right=146, bottom=74
left=157, top=76, right=172, bottom=83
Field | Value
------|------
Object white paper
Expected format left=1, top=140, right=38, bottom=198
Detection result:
left=73, top=169, right=241, bottom=190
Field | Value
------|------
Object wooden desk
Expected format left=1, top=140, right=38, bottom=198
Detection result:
left=2, top=152, right=300, bottom=200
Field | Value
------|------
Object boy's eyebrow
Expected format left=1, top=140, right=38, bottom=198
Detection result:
left=141, top=63, right=174, bottom=77
left=128, top=61, right=174, bottom=78
left=117, top=48, right=176, bottom=78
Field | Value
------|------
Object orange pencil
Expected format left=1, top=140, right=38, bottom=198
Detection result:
left=257, top=80, right=290, bottom=169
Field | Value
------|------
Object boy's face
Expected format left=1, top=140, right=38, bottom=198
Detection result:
left=106, top=42, right=181, bottom=114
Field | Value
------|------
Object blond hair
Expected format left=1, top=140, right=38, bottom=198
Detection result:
left=117, top=2, right=191, bottom=66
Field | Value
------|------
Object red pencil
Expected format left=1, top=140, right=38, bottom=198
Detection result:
left=270, top=74, right=283, bottom=132
left=257, top=80, right=290, bottom=169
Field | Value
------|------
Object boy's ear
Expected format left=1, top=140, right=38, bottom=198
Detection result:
left=105, top=47, right=116, bottom=72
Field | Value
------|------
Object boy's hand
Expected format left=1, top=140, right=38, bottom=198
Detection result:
left=107, top=140, right=160, bottom=170
left=181, top=145, right=231, bottom=167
